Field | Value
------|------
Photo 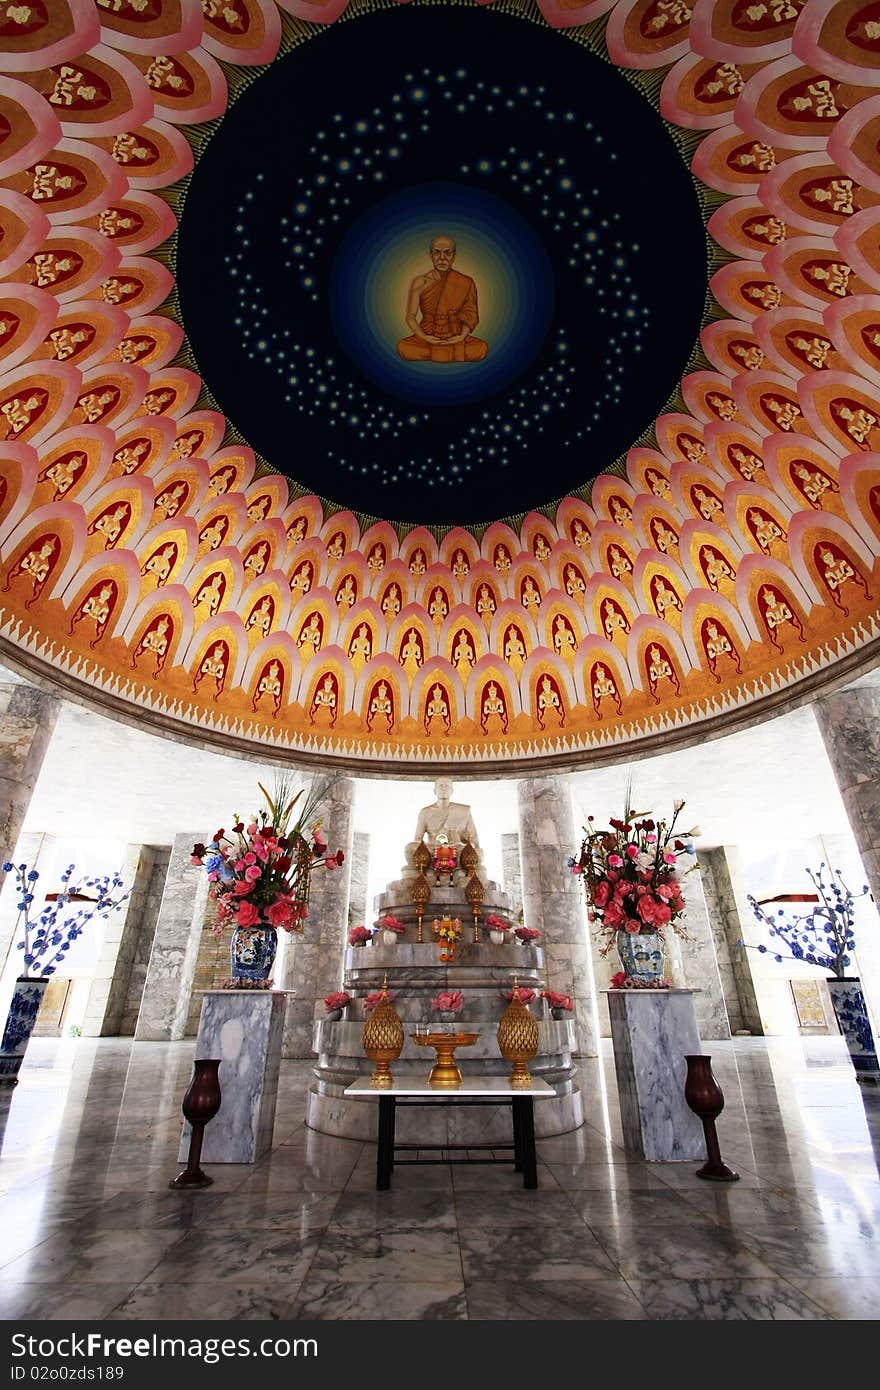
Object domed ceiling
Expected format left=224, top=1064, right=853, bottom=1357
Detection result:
left=0, top=0, right=878, bottom=773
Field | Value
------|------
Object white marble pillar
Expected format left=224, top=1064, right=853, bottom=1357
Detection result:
left=179, top=990, right=285, bottom=1163
left=134, top=831, right=207, bottom=1041
left=699, top=846, right=763, bottom=1035
left=668, top=860, right=730, bottom=1041
left=608, top=989, right=704, bottom=1161
left=348, top=831, right=370, bottom=930
left=80, top=844, right=157, bottom=1037
left=517, top=775, right=596, bottom=1057
left=0, top=680, right=60, bottom=887
left=501, top=831, right=523, bottom=923
left=280, top=777, right=355, bottom=1057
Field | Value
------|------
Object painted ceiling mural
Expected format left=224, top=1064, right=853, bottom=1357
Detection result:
left=0, top=0, right=878, bottom=772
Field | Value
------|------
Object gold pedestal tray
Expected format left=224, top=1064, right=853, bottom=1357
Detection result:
left=412, top=1032, right=480, bottom=1088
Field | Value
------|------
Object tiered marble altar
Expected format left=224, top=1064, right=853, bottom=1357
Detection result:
left=306, top=879, right=584, bottom=1142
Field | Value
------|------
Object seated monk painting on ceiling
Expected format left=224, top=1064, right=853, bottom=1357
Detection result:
left=397, top=235, right=489, bottom=364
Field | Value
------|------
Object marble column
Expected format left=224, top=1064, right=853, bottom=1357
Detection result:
left=667, top=859, right=731, bottom=1041
left=501, top=832, right=523, bottom=924
left=517, top=775, right=596, bottom=1057
left=280, top=776, right=355, bottom=1058
left=0, top=680, right=60, bottom=886
left=814, top=678, right=880, bottom=934
left=134, top=832, right=207, bottom=1041
left=699, top=846, right=762, bottom=1035
left=80, top=843, right=156, bottom=1037
left=347, top=831, right=370, bottom=930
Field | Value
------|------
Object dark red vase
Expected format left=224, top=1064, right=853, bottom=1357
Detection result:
left=169, top=1058, right=222, bottom=1189
left=684, top=1054, right=739, bottom=1182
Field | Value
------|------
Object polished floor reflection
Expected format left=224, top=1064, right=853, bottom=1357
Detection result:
left=0, top=1037, right=878, bottom=1320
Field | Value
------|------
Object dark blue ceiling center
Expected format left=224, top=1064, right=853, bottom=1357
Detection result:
left=177, top=3, right=707, bottom=525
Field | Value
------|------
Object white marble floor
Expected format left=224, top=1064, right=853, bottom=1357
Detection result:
left=0, top=1036, right=878, bottom=1321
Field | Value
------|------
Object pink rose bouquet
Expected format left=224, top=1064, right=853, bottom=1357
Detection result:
left=514, top=926, right=541, bottom=944
left=191, top=772, right=341, bottom=941
left=502, top=986, right=536, bottom=1004
left=540, top=990, right=573, bottom=1012
left=323, top=990, right=351, bottom=1012
left=364, top=989, right=394, bottom=1013
left=571, top=797, right=698, bottom=956
left=348, top=925, right=371, bottom=946
left=431, top=990, right=463, bottom=1013
left=377, top=914, right=406, bottom=935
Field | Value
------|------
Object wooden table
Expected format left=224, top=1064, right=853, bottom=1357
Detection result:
left=343, top=1075, right=555, bottom=1190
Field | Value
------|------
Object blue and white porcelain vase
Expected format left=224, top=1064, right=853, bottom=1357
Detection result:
left=230, top=924, right=278, bottom=983
left=615, top=929, right=666, bottom=986
left=0, top=977, right=49, bottom=1087
left=827, top=978, right=879, bottom=1082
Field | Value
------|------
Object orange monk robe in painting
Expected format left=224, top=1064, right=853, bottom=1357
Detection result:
left=397, top=269, right=489, bottom=363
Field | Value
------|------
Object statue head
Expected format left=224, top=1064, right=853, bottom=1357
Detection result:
left=430, top=235, right=456, bottom=274
left=433, top=777, right=454, bottom=802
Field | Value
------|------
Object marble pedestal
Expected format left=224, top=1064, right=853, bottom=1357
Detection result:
left=607, top=989, right=704, bottom=1161
left=179, top=989, right=285, bottom=1164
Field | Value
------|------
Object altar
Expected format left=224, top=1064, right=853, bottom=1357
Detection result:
left=306, top=780, right=584, bottom=1142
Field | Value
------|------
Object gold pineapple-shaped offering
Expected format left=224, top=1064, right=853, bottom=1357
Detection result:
left=497, top=975, right=539, bottom=1088
left=362, top=975, right=404, bottom=1089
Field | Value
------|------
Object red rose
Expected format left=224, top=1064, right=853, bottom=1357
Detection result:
left=637, top=895, right=659, bottom=924
left=191, top=843, right=206, bottom=858
left=232, top=823, right=244, bottom=834
left=592, top=880, right=611, bottom=907
left=603, top=900, right=624, bottom=927
left=213, top=830, right=225, bottom=843
left=235, top=900, right=261, bottom=927
left=335, top=849, right=345, bottom=865
left=274, top=856, right=291, bottom=874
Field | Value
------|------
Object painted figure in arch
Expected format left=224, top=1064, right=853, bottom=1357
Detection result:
left=247, top=495, right=270, bottom=523
left=114, top=439, right=149, bottom=475
left=791, top=461, right=837, bottom=508
left=381, top=581, right=401, bottom=618
left=1, top=391, right=46, bottom=437
left=608, top=545, right=633, bottom=582
left=503, top=623, right=526, bottom=676
left=700, top=546, right=736, bottom=591
left=762, top=395, right=802, bottom=432
left=521, top=576, right=541, bottom=613
left=397, top=236, right=488, bottom=363
left=154, top=482, right=187, bottom=519
left=289, top=561, right=312, bottom=598
left=480, top=681, right=508, bottom=735
left=609, top=495, right=633, bottom=524
left=89, top=502, right=130, bottom=549
left=692, top=486, right=723, bottom=523
left=252, top=660, right=283, bottom=717
left=243, top=543, right=268, bottom=580
left=38, top=452, right=85, bottom=499
left=194, top=642, right=228, bottom=700
left=645, top=469, right=670, bottom=499
left=651, top=575, right=683, bottom=620
left=366, top=679, right=393, bottom=733
left=758, top=584, right=804, bottom=650
left=564, top=564, right=586, bottom=599
left=571, top=518, right=591, bottom=547
left=297, top=612, right=323, bottom=660
left=553, top=614, right=577, bottom=662
left=602, top=598, right=629, bottom=642
left=591, top=662, right=622, bottom=718
left=348, top=622, right=372, bottom=673
left=429, top=586, right=449, bottom=625
left=728, top=444, right=765, bottom=483
left=400, top=628, right=424, bottom=678
left=336, top=574, right=356, bottom=611
left=831, top=399, right=878, bottom=450
left=132, top=613, right=173, bottom=676
left=452, top=628, right=475, bottom=678
left=534, top=534, right=552, bottom=562
left=651, top=517, right=679, bottom=556
left=194, top=571, right=224, bottom=617
left=287, top=516, right=307, bottom=546
left=494, top=543, right=511, bottom=576
left=747, top=507, right=786, bottom=553
left=141, top=542, right=177, bottom=587
left=536, top=673, right=564, bottom=729
left=816, top=542, right=870, bottom=612
left=326, top=531, right=345, bottom=561
left=309, top=672, right=338, bottom=727
left=208, top=466, right=235, bottom=497
left=425, top=683, right=451, bottom=735
left=451, top=549, right=469, bottom=580
left=646, top=642, right=680, bottom=701
left=476, top=584, right=496, bottom=620
left=69, top=580, right=116, bottom=648
left=701, top=618, right=742, bottom=681
left=367, top=543, right=386, bottom=577
left=246, top=595, right=274, bottom=639
left=409, top=548, right=427, bottom=577
left=4, top=535, right=57, bottom=605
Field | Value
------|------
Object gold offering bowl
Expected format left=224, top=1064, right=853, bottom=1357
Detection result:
left=412, top=1032, right=480, bottom=1088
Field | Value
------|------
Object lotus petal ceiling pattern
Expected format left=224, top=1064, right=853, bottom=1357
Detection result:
left=0, top=0, right=878, bottom=774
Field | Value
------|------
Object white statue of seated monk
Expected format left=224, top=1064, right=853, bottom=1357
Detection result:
left=402, top=777, right=483, bottom=880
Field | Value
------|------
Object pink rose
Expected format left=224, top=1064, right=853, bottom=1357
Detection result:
left=234, top=880, right=252, bottom=895
left=608, top=854, right=623, bottom=868
left=653, top=901, right=672, bottom=925
left=245, top=864, right=262, bottom=882
left=235, top=900, right=261, bottom=927
left=625, top=844, right=639, bottom=859
left=266, top=898, right=294, bottom=929
left=592, top=880, right=611, bottom=907
left=656, top=883, right=674, bottom=900
left=325, top=854, right=338, bottom=870
left=234, top=859, right=246, bottom=872
left=247, top=823, right=258, bottom=837
left=603, top=899, right=624, bottom=927
left=189, top=856, right=203, bottom=867
left=663, top=851, right=677, bottom=865
left=624, top=919, right=641, bottom=934
left=637, top=895, right=659, bottom=925
left=244, top=852, right=256, bottom=865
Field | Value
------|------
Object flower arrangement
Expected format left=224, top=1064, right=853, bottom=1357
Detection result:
left=514, top=926, right=540, bottom=944
left=502, top=985, right=536, bottom=1004
left=540, top=990, right=573, bottom=1012
left=377, top=914, right=405, bottom=935
left=191, top=772, right=342, bottom=941
left=364, top=989, right=394, bottom=1013
left=743, top=865, right=869, bottom=979
left=348, top=925, right=371, bottom=946
left=2, top=861, right=130, bottom=979
left=609, top=971, right=671, bottom=990
left=216, top=976, right=272, bottom=991
left=572, top=797, right=698, bottom=954
left=431, top=990, right=463, bottom=1014
left=484, top=914, right=511, bottom=936
left=324, top=990, right=351, bottom=1012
